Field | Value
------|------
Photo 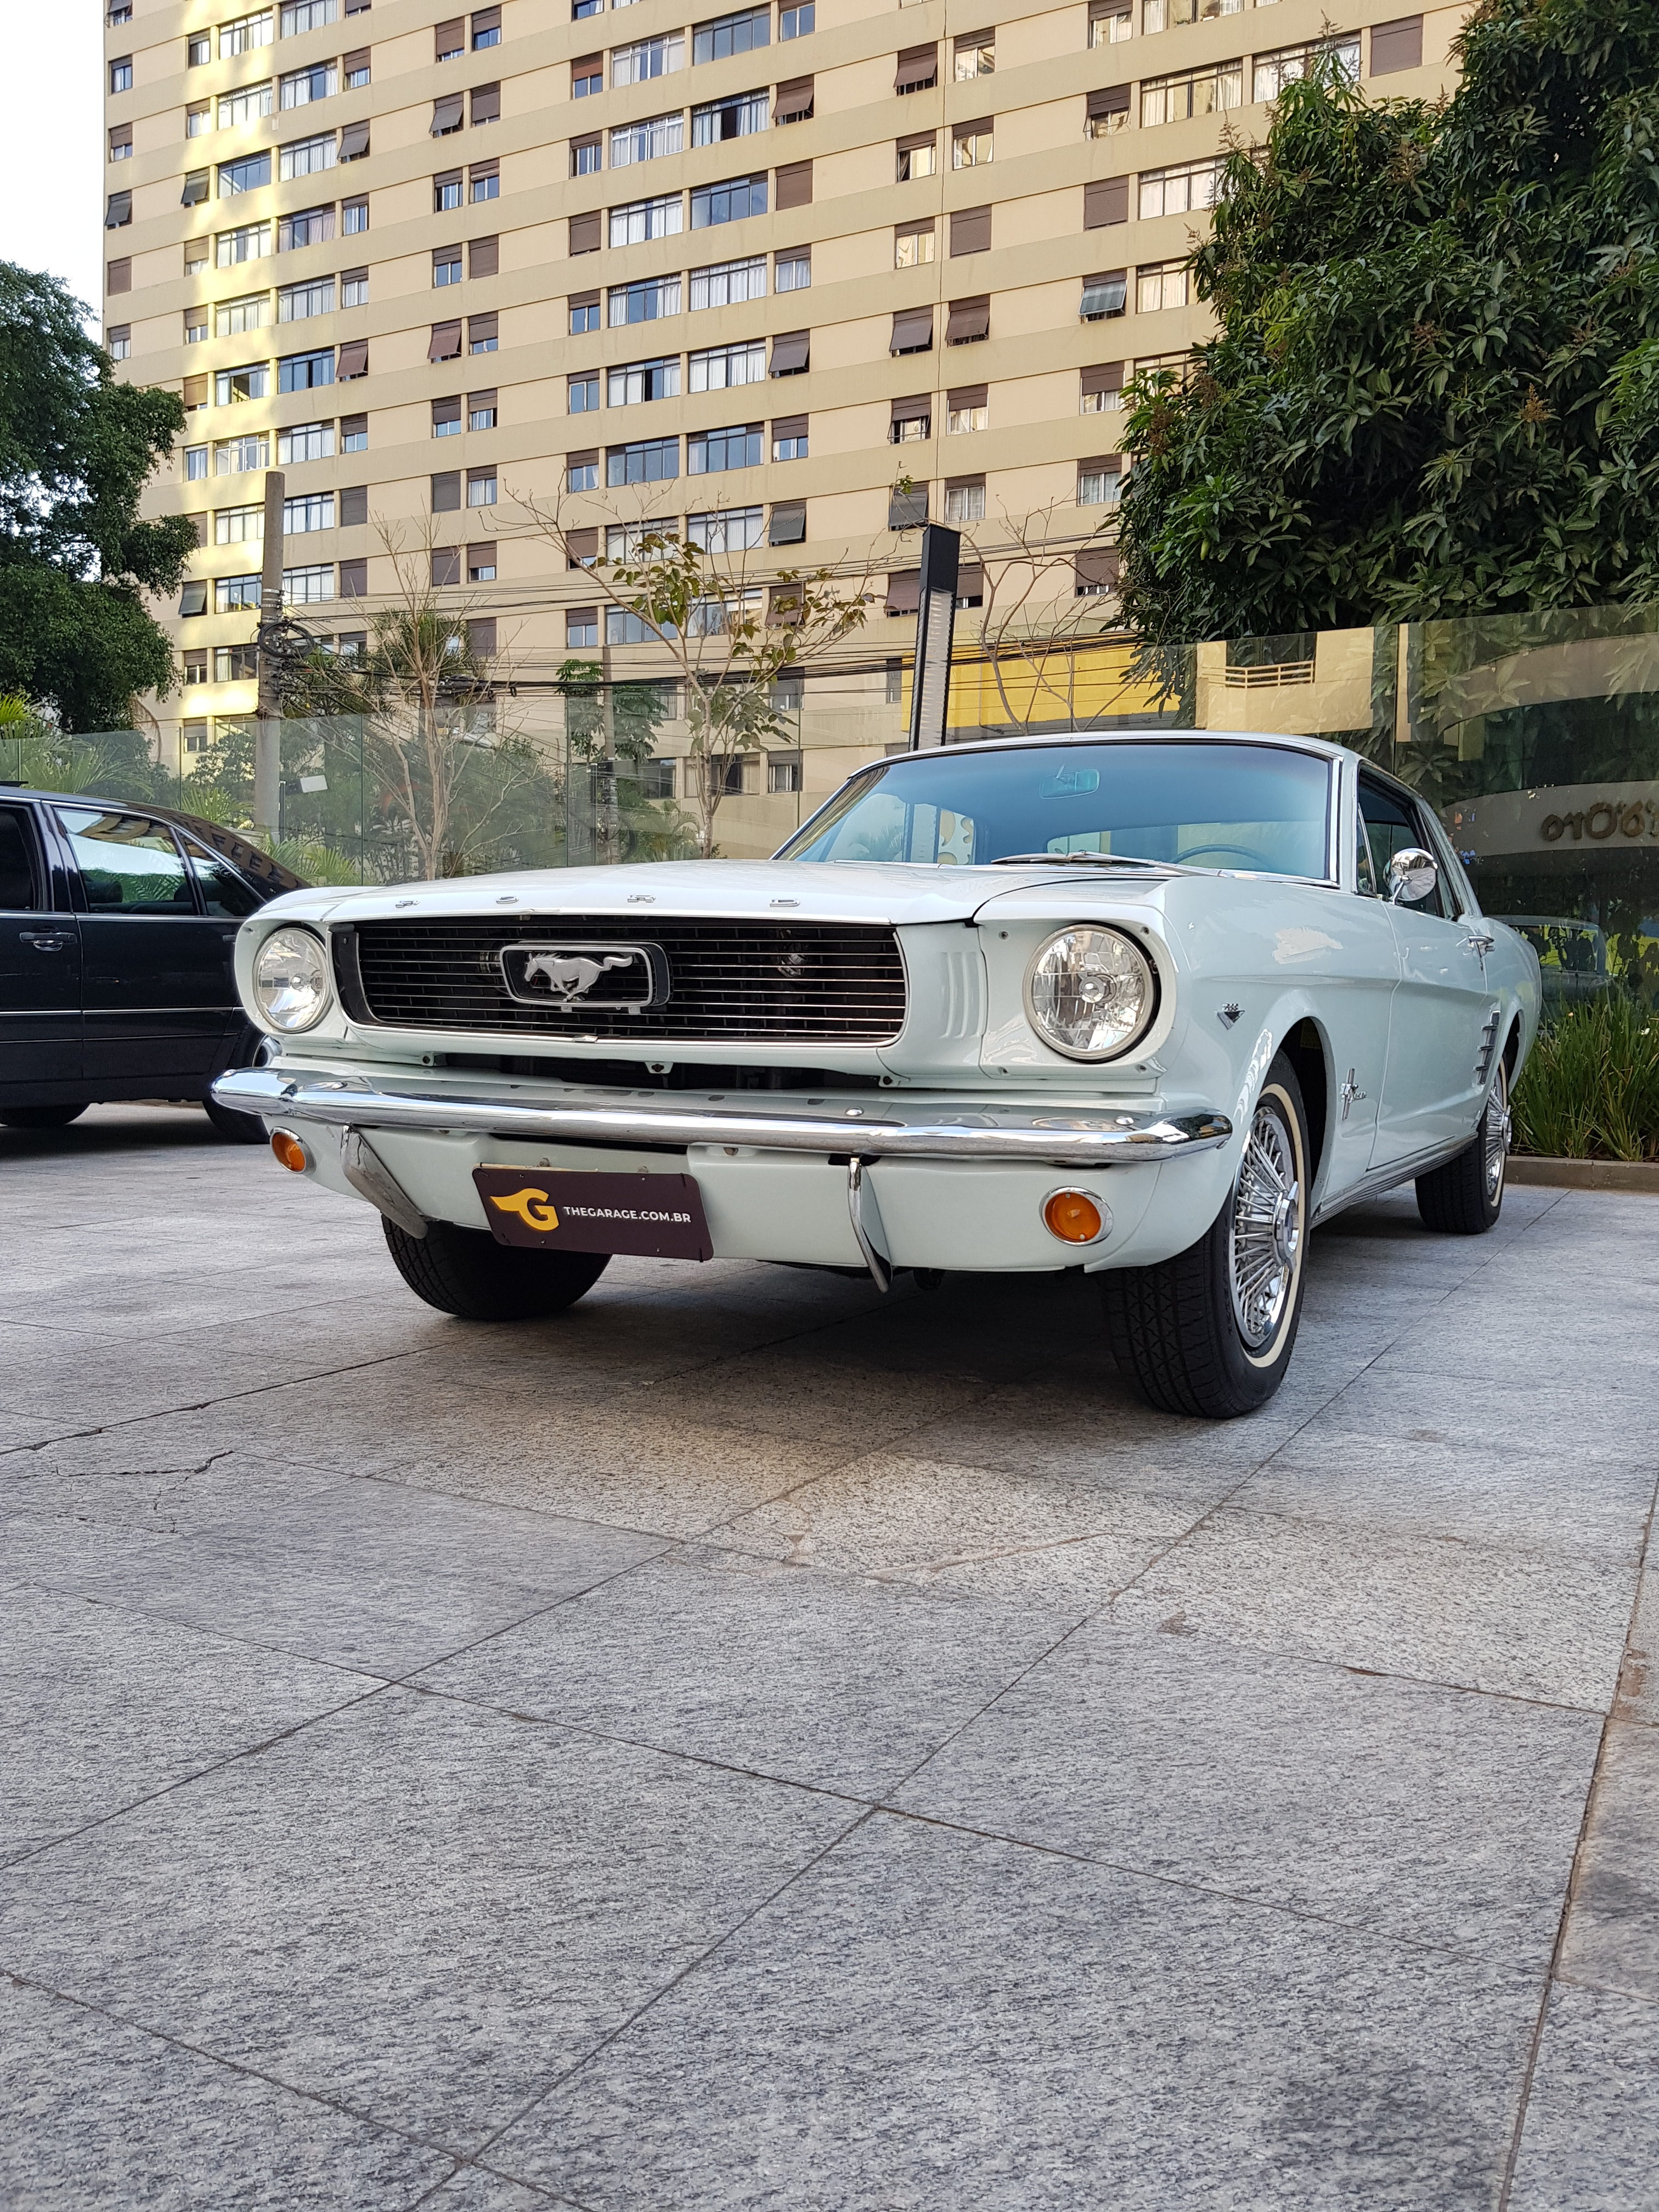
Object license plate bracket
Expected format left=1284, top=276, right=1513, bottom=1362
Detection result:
left=473, top=1166, right=713, bottom=1260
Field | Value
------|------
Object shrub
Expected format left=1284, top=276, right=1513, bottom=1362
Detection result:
left=1511, top=996, right=1659, bottom=1162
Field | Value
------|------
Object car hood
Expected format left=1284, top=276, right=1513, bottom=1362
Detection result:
left=266, top=859, right=1169, bottom=930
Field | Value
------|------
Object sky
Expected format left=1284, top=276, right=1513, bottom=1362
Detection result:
left=1, top=2, right=108, bottom=323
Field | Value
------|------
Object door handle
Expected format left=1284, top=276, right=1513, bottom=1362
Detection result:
left=1466, top=929, right=1496, bottom=953
left=18, top=931, right=74, bottom=951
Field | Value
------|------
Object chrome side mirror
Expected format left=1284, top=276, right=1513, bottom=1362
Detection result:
left=1387, top=847, right=1438, bottom=905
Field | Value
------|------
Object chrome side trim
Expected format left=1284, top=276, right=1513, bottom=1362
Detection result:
left=212, top=1067, right=1234, bottom=1168
left=338, top=1127, right=428, bottom=1239
left=1310, top=1132, right=1477, bottom=1224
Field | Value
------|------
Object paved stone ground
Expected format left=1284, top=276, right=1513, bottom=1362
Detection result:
left=1, top=1104, right=1656, bottom=2211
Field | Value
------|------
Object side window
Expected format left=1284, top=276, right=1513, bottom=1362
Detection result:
left=55, top=809, right=196, bottom=916
left=181, top=833, right=263, bottom=917
left=1357, top=777, right=1445, bottom=918
left=0, top=806, right=42, bottom=911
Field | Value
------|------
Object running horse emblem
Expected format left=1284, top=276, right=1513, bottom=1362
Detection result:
left=520, top=951, right=635, bottom=1006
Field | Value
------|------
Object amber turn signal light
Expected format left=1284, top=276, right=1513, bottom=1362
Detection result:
left=270, top=1128, right=310, bottom=1173
left=1042, top=1188, right=1105, bottom=1244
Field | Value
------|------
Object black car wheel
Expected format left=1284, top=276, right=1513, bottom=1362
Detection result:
left=0, top=1104, right=88, bottom=1129
left=1102, top=1053, right=1311, bottom=1420
left=203, top=1030, right=276, bottom=1144
left=382, top=1216, right=612, bottom=1321
left=1417, top=1060, right=1509, bottom=1234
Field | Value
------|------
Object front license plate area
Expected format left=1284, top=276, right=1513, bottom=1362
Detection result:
left=474, top=1166, right=712, bottom=1260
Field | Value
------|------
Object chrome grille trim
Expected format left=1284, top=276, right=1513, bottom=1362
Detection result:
left=337, top=916, right=909, bottom=1045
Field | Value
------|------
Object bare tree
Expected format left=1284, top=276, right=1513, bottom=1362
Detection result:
left=954, top=499, right=1133, bottom=734
left=284, top=520, right=543, bottom=879
left=523, top=493, right=871, bottom=857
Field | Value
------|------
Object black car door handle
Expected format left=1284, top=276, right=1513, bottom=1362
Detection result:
left=18, top=932, right=75, bottom=951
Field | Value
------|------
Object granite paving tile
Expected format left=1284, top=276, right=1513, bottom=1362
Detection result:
left=719, top=1449, right=1193, bottom=1606
left=1255, top=1360, right=1659, bottom=1471
left=420, top=1545, right=1078, bottom=1796
left=420, top=2168, right=569, bottom=2208
left=1108, top=1505, right=1634, bottom=1709
left=0, top=1686, right=856, bottom=2152
left=892, top=1616, right=1599, bottom=1962
left=0, top=1584, right=381, bottom=1863
left=1556, top=1719, right=1659, bottom=2002
left=1506, top=1983, right=1659, bottom=2212
left=0, top=1974, right=452, bottom=2211
left=488, top=1812, right=1538, bottom=2212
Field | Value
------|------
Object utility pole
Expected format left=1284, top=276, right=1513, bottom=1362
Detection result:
left=908, top=523, right=961, bottom=751
left=252, top=469, right=285, bottom=843
left=597, top=634, right=618, bottom=865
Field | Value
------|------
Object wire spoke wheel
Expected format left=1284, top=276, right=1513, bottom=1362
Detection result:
left=1228, top=1096, right=1303, bottom=1352
left=1484, top=1059, right=1511, bottom=1205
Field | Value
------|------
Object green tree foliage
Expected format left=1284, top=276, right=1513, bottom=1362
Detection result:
left=0, top=264, right=197, bottom=729
left=1116, top=0, right=1659, bottom=651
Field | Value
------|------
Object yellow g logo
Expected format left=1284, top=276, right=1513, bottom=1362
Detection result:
left=489, top=1186, right=561, bottom=1231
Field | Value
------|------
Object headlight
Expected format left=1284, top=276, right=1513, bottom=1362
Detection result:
left=252, top=926, right=333, bottom=1033
left=1024, top=926, right=1157, bottom=1061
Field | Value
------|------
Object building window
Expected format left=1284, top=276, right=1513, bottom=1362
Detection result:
left=612, top=33, right=684, bottom=86
left=690, top=340, right=765, bottom=391
left=472, top=5, right=501, bottom=48
left=572, top=134, right=601, bottom=176
left=607, top=437, right=680, bottom=485
left=281, top=133, right=337, bottom=180
left=567, top=608, right=599, bottom=648
left=215, top=503, right=264, bottom=545
left=1139, top=158, right=1224, bottom=218
left=471, top=82, right=501, bottom=123
left=185, top=311, right=209, bottom=346
left=281, top=0, right=337, bottom=30
left=183, top=718, right=212, bottom=751
left=182, top=651, right=209, bottom=686
left=693, top=174, right=767, bottom=227
left=608, top=275, right=681, bottom=324
left=771, top=413, right=807, bottom=460
left=567, top=450, right=599, bottom=492
left=1081, top=363, right=1125, bottom=412
left=469, top=390, right=497, bottom=429
left=1136, top=259, right=1190, bottom=312
left=110, top=56, right=133, bottom=92
left=947, top=386, right=987, bottom=433
left=614, top=112, right=686, bottom=165
left=185, top=443, right=210, bottom=479
left=110, top=127, right=133, bottom=162
left=1081, top=270, right=1128, bottom=320
left=609, top=356, right=680, bottom=404
left=285, top=492, right=335, bottom=533
left=468, top=545, right=496, bottom=582
left=1090, top=0, right=1132, bottom=43
left=278, top=347, right=335, bottom=391
left=278, top=421, right=332, bottom=461
left=1254, top=37, right=1361, bottom=101
left=187, top=101, right=212, bottom=136
left=341, top=267, right=368, bottom=306
left=944, top=477, right=985, bottom=524
left=689, top=423, right=762, bottom=473
left=774, top=249, right=809, bottom=292
left=433, top=247, right=464, bottom=285
left=340, top=412, right=368, bottom=450
left=467, top=469, right=496, bottom=507
left=1087, top=84, right=1131, bottom=136
left=1141, top=62, right=1242, bottom=125
left=218, top=82, right=275, bottom=128
left=215, top=645, right=259, bottom=681
left=433, top=396, right=463, bottom=436
left=471, top=159, right=499, bottom=200
left=185, top=242, right=209, bottom=275
left=187, top=32, right=210, bottom=63
left=955, top=30, right=994, bottom=78
left=284, top=563, right=335, bottom=602
left=687, top=505, right=763, bottom=551
left=610, top=194, right=685, bottom=246
left=890, top=398, right=930, bottom=443
left=896, top=132, right=936, bottom=182
left=217, top=221, right=272, bottom=268
left=568, top=373, right=600, bottom=413
left=344, top=48, right=371, bottom=88
left=108, top=325, right=133, bottom=362
left=769, top=756, right=803, bottom=792
left=780, top=2, right=813, bottom=37
left=435, top=168, right=462, bottom=211
left=342, top=196, right=369, bottom=233
left=469, top=313, right=498, bottom=352
left=279, top=278, right=335, bottom=320
left=894, top=220, right=935, bottom=269
left=692, top=7, right=769, bottom=64
left=218, top=155, right=273, bottom=196
left=435, top=14, right=464, bottom=60
left=220, top=12, right=274, bottom=56
left=895, top=43, right=938, bottom=93
left=216, top=294, right=271, bottom=338
left=1079, top=459, right=1122, bottom=506
left=573, top=55, right=603, bottom=96
left=215, top=575, right=261, bottom=612
left=693, top=91, right=768, bottom=146
left=570, top=291, right=601, bottom=334
left=690, top=256, right=765, bottom=311
left=280, top=60, right=337, bottom=108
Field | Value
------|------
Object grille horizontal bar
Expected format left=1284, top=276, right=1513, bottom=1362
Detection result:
left=342, top=916, right=909, bottom=1045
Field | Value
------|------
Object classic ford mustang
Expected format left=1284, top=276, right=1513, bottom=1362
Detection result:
left=215, top=732, right=1539, bottom=1418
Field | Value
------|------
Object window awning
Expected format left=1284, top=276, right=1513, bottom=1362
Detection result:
left=885, top=569, right=921, bottom=614
left=769, top=329, right=809, bottom=375
left=1080, top=272, right=1127, bottom=319
left=105, top=191, right=132, bottom=227
left=890, top=306, right=933, bottom=354
left=179, top=580, right=208, bottom=617
left=1088, top=83, right=1131, bottom=116
left=950, top=205, right=991, bottom=255
left=945, top=295, right=989, bottom=345
left=339, top=120, right=369, bottom=159
left=431, top=92, right=464, bottom=133
left=895, top=44, right=937, bottom=90
left=774, top=76, right=813, bottom=121
left=891, top=393, right=930, bottom=424
left=337, top=338, right=369, bottom=377
left=769, top=501, right=806, bottom=545
left=1081, top=360, right=1125, bottom=396
left=428, top=321, right=462, bottom=360
left=180, top=170, right=208, bottom=206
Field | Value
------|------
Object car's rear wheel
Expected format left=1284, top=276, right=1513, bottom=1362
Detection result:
left=0, top=1104, right=88, bottom=1129
left=1103, top=1053, right=1310, bottom=1419
left=1416, top=1059, right=1509, bottom=1235
left=382, top=1215, right=611, bottom=1322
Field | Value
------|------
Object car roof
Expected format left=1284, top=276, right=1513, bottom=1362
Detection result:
left=2, top=788, right=307, bottom=893
left=878, top=727, right=1359, bottom=768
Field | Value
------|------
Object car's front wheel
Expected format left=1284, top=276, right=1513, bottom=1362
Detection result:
left=203, top=1029, right=276, bottom=1144
left=1415, top=1059, right=1509, bottom=1235
left=382, top=1216, right=611, bottom=1321
left=1102, top=1053, right=1310, bottom=1419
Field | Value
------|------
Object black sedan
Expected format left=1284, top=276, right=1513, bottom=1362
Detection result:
left=0, top=788, right=304, bottom=1141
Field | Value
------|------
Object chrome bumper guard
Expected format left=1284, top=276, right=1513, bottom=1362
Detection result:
left=213, top=1066, right=1232, bottom=1169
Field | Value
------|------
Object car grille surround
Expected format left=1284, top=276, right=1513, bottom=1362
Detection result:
left=340, top=916, right=909, bottom=1046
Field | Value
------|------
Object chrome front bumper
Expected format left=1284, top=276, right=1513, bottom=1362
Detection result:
left=213, top=1066, right=1233, bottom=1169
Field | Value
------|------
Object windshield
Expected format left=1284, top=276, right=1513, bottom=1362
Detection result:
left=777, top=740, right=1334, bottom=878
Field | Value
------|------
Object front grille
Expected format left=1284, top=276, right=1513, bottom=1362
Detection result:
left=341, top=916, right=909, bottom=1045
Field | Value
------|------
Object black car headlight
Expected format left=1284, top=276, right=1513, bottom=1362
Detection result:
left=252, top=926, right=334, bottom=1034
left=1024, top=926, right=1158, bottom=1061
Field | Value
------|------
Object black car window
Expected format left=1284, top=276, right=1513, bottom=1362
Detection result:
left=55, top=808, right=196, bottom=916
left=1356, top=776, right=1446, bottom=918
left=0, top=806, right=41, bottom=911
left=180, top=833, right=263, bottom=917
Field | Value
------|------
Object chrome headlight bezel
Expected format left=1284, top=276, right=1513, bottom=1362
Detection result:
left=251, top=924, right=334, bottom=1034
left=1023, top=924, right=1160, bottom=1063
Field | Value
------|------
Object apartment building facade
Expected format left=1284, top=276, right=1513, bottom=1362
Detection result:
left=103, top=0, right=1472, bottom=766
